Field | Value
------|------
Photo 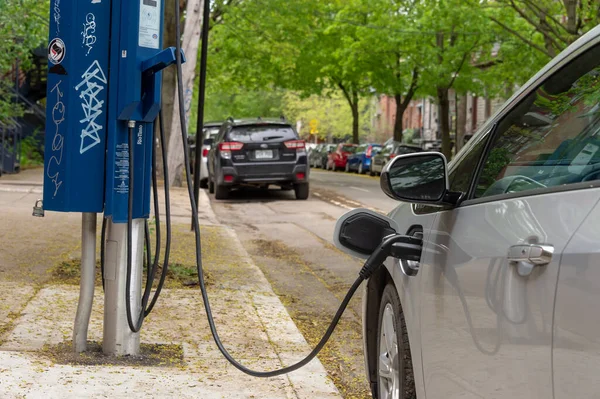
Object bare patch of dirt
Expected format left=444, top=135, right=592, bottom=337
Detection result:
left=39, top=341, right=185, bottom=367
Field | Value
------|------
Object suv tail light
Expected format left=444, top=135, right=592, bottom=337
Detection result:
left=389, top=153, right=397, bottom=159
left=219, top=142, right=244, bottom=151
left=202, top=148, right=209, bottom=157
left=284, top=140, right=306, bottom=150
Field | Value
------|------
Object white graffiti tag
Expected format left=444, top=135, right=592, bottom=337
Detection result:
left=53, top=0, right=61, bottom=32
left=75, top=60, right=107, bottom=154
left=46, top=81, right=65, bottom=198
left=81, top=13, right=97, bottom=56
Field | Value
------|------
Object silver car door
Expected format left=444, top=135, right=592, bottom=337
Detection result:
left=553, top=197, right=600, bottom=398
left=419, top=42, right=600, bottom=398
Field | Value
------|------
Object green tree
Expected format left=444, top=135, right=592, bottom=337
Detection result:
left=0, top=0, right=49, bottom=121
left=417, top=0, right=495, bottom=158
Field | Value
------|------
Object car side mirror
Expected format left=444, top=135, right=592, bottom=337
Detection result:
left=380, top=152, right=460, bottom=205
left=333, top=209, right=400, bottom=259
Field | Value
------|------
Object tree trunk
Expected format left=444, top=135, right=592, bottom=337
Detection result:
left=437, top=87, right=452, bottom=159
left=456, top=95, right=467, bottom=153
left=563, top=0, right=578, bottom=34
left=167, top=0, right=203, bottom=187
left=157, top=0, right=180, bottom=179
left=393, top=94, right=404, bottom=143
left=351, top=93, right=359, bottom=144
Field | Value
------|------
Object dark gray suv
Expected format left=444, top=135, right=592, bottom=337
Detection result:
left=207, top=118, right=309, bottom=200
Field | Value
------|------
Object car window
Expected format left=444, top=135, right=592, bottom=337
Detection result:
left=342, top=145, right=357, bottom=153
left=380, top=144, right=393, bottom=155
left=203, top=127, right=220, bottom=140
left=475, top=44, right=600, bottom=199
left=447, top=130, right=490, bottom=194
left=356, top=144, right=368, bottom=153
left=395, top=146, right=419, bottom=155
left=228, top=125, right=297, bottom=143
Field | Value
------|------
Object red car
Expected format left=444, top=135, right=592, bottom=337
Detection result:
left=326, top=143, right=357, bottom=171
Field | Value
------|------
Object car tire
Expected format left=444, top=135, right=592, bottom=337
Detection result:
left=215, top=184, right=229, bottom=200
left=200, top=178, right=208, bottom=189
left=369, top=170, right=375, bottom=177
left=294, top=183, right=309, bottom=200
left=345, top=162, right=350, bottom=172
left=208, top=178, right=215, bottom=194
left=358, top=163, right=364, bottom=174
left=376, top=284, right=415, bottom=399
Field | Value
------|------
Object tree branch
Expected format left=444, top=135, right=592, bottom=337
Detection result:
left=400, top=68, right=419, bottom=110
left=509, top=0, right=565, bottom=51
left=490, top=16, right=553, bottom=58
left=521, top=0, right=571, bottom=43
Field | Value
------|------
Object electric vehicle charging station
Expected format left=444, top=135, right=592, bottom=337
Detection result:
left=37, top=0, right=418, bottom=380
left=42, top=0, right=182, bottom=356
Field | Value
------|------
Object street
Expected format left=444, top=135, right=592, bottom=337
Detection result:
left=207, top=169, right=401, bottom=398
left=310, top=169, right=398, bottom=213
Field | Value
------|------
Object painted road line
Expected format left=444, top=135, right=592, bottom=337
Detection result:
left=349, top=186, right=369, bottom=193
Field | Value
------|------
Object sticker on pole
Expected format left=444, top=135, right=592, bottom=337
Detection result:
left=139, top=0, right=161, bottom=49
left=48, top=38, right=66, bottom=65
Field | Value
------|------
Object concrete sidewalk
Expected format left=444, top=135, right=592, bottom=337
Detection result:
left=0, top=169, right=340, bottom=398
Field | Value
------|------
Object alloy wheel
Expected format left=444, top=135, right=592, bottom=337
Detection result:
left=379, top=303, right=400, bottom=399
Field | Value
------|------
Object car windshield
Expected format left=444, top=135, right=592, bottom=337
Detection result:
left=228, top=125, right=297, bottom=143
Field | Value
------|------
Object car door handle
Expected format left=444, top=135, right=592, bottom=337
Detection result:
left=507, top=244, right=554, bottom=276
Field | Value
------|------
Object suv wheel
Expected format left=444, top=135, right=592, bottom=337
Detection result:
left=215, top=184, right=229, bottom=200
left=376, top=284, right=415, bottom=399
left=208, top=178, right=215, bottom=194
left=294, top=183, right=309, bottom=200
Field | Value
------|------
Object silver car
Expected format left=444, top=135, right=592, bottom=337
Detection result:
left=353, top=25, right=600, bottom=399
left=199, top=123, right=222, bottom=188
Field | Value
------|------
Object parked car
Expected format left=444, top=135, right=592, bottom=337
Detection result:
left=207, top=118, right=309, bottom=200
left=345, top=143, right=382, bottom=174
left=326, top=143, right=357, bottom=171
left=309, top=143, right=335, bottom=168
left=339, top=26, right=600, bottom=399
left=197, top=122, right=223, bottom=188
left=370, top=142, right=422, bottom=176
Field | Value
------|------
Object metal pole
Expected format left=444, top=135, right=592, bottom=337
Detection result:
left=73, top=212, right=97, bottom=353
left=192, top=0, right=211, bottom=229
left=103, top=218, right=144, bottom=356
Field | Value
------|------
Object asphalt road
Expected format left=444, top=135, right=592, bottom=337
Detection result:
left=309, top=168, right=399, bottom=213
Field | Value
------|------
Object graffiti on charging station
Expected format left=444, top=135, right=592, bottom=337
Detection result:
left=75, top=60, right=107, bottom=154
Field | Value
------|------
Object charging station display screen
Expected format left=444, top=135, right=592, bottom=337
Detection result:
left=139, top=0, right=161, bottom=49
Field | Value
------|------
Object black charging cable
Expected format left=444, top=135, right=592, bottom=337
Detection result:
left=172, top=0, right=399, bottom=375
left=123, top=114, right=172, bottom=332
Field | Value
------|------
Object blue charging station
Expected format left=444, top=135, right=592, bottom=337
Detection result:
left=44, top=0, right=111, bottom=212
left=44, top=0, right=182, bottom=222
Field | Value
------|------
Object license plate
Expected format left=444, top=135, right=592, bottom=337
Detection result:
left=255, top=150, right=273, bottom=159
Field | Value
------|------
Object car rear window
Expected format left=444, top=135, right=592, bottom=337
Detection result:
left=342, top=145, right=357, bottom=153
left=204, top=127, right=220, bottom=139
left=228, top=125, right=297, bottom=143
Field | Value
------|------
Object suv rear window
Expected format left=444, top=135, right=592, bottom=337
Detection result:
left=228, top=125, right=297, bottom=143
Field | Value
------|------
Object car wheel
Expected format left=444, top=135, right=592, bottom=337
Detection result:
left=294, top=183, right=309, bottom=200
left=345, top=162, right=350, bottom=172
left=377, top=284, right=415, bottom=399
left=215, top=184, right=229, bottom=200
left=200, top=178, right=208, bottom=189
left=208, top=178, right=215, bottom=194
left=358, top=163, right=364, bottom=174
left=369, top=169, right=375, bottom=177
